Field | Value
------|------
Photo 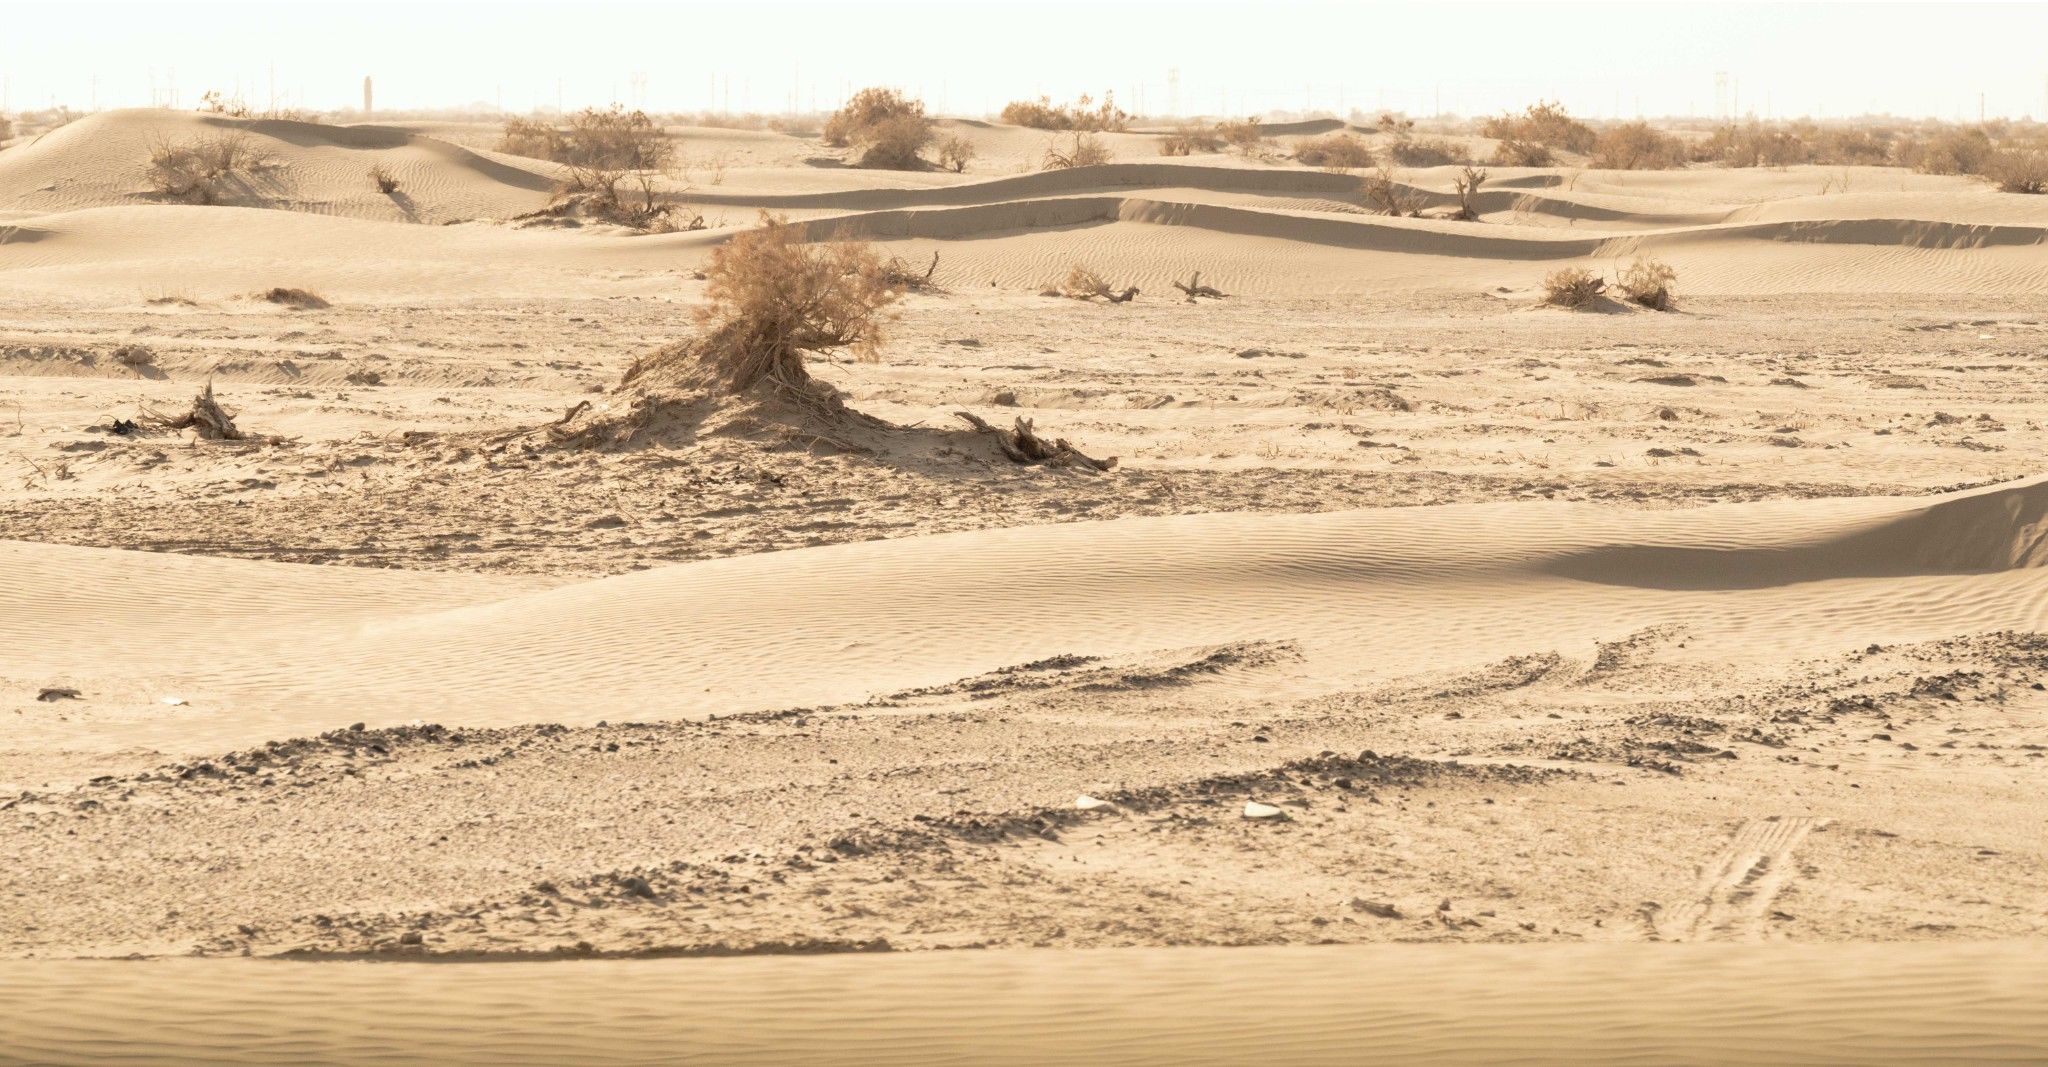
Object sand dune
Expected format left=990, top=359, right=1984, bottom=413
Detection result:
left=0, top=109, right=556, bottom=223
left=10, top=477, right=2048, bottom=755
left=5, top=110, right=2042, bottom=302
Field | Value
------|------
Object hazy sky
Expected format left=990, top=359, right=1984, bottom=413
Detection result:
left=4, top=1, right=2046, bottom=120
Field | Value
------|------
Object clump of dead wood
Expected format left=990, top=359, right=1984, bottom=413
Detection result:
left=255, top=287, right=328, bottom=309
left=1451, top=166, right=1488, bottom=221
left=1055, top=265, right=1138, bottom=303
left=1172, top=272, right=1225, bottom=302
left=140, top=381, right=278, bottom=442
left=1363, top=162, right=1420, bottom=216
left=883, top=250, right=942, bottom=291
left=954, top=412, right=1116, bottom=472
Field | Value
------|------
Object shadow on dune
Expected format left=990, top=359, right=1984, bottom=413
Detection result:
left=1542, top=478, right=2048, bottom=589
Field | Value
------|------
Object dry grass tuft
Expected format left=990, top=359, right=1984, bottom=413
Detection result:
left=1616, top=258, right=1677, bottom=310
left=1542, top=267, right=1605, bottom=309
left=145, top=132, right=251, bottom=204
left=368, top=164, right=400, bottom=194
left=1043, top=132, right=1112, bottom=170
left=1293, top=133, right=1375, bottom=171
left=1159, top=123, right=1222, bottom=156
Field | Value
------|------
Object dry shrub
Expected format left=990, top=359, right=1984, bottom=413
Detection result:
left=256, top=287, right=328, bottom=309
left=1616, top=257, right=1677, bottom=310
left=505, top=106, right=679, bottom=226
left=368, top=164, right=399, bottom=194
left=1483, top=101, right=1595, bottom=155
left=1159, top=123, right=1222, bottom=156
left=1057, top=265, right=1137, bottom=303
left=1902, top=127, right=1995, bottom=175
left=1811, top=127, right=1892, bottom=166
left=1984, top=148, right=2048, bottom=194
left=824, top=87, right=932, bottom=169
left=1043, top=132, right=1112, bottom=170
left=1451, top=166, right=1487, bottom=221
left=0, top=115, right=12, bottom=143
left=1362, top=162, right=1417, bottom=216
left=1215, top=118, right=1271, bottom=157
left=1386, top=136, right=1465, bottom=166
left=197, top=90, right=251, bottom=118
left=1702, top=122, right=1809, bottom=168
left=1293, top=133, right=1375, bottom=170
left=561, top=105, right=674, bottom=206
left=1000, top=93, right=1129, bottom=132
left=937, top=135, right=976, bottom=173
left=498, top=116, right=567, bottom=160
left=111, top=344, right=156, bottom=368
left=1000, top=98, right=1064, bottom=129
left=1542, top=267, right=1605, bottom=309
left=1592, top=122, right=1685, bottom=170
left=628, top=214, right=902, bottom=395
left=145, top=132, right=251, bottom=204
left=1491, top=138, right=1554, bottom=167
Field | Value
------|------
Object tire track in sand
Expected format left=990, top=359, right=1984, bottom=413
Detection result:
left=1657, top=816, right=1827, bottom=941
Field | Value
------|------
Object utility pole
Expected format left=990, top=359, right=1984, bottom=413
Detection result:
left=362, top=75, right=372, bottom=117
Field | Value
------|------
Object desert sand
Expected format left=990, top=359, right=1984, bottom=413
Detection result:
left=2, top=104, right=2047, bottom=1058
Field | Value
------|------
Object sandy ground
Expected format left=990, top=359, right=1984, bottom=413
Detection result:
left=2, top=110, right=2045, bottom=960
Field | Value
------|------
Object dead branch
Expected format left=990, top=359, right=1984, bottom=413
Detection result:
left=954, top=411, right=1117, bottom=472
left=1452, top=166, right=1489, bottom=221
left=883, top=250, right=941, bottom=291
left=141, top=380, right=246, bottom=441
left=1172, top=271, right=1226, bottom=302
